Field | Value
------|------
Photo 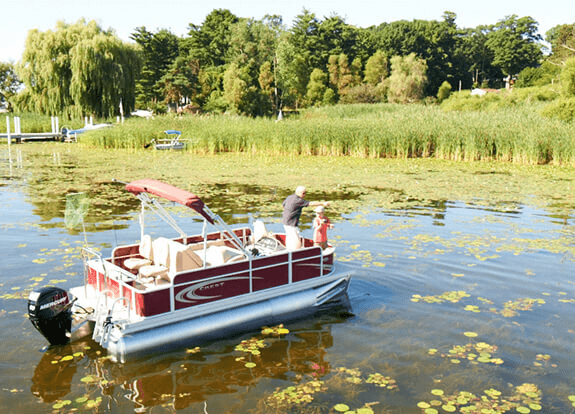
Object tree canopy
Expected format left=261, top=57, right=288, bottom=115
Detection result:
left=16, top=19, right=139, bottom=118
left=4, top=9, right=560, bottom=117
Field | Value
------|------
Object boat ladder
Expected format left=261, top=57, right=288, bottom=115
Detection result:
left=92, top=291, right=131, bottom=347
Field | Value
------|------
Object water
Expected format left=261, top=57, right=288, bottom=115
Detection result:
left=1, top=146, right=575, bottom=413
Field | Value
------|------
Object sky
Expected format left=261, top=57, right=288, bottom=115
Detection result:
left=1, top=0, right=573, bottom=63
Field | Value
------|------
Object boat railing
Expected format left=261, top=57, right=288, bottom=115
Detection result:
left=87, top=236, right=332, bottom=318
left=83, top=246, right=141, bottom=313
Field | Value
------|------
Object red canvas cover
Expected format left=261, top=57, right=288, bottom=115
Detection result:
left=126, top=179, right=214, bottom=224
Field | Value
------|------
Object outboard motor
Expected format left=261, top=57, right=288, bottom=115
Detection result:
left=28, top=287, right=73, bottom=346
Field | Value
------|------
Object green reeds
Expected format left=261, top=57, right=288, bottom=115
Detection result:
left=15, top=102, right=575, bottom=166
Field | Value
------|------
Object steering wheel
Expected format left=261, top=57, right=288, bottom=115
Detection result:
left=255, top=236, right=279, bottom=251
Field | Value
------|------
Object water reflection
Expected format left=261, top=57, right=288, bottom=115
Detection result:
left=31, top=340, right=105, bottom=403
left=30, top=309, right=351, bottom=412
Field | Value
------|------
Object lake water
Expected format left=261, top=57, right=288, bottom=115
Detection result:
left=1, top=145, right=575, bottom=413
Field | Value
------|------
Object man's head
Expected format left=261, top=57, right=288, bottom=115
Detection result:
left=295, top=186, right=306, bottom=198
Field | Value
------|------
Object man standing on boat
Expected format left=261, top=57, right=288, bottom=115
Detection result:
left=282, top=186, right=329, bottom=250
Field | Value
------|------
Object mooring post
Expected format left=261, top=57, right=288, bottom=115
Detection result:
left=6, top=116, right=11, bottom=148
left=15, top=116, right=21, bottom=135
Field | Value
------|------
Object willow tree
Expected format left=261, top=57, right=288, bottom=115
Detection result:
left=17, top=19, right=140, bottom=118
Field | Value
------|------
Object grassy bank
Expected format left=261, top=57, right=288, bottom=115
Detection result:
left=6, top=102, right=575, bottom=166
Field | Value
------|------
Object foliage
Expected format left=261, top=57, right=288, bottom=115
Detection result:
left=0, top=62, right=21, bottom=110
left=436, top=81, right=452, bottom=103
left=485, top=15, right=543, bottom=79
left=515, top=61, right=560, bottom=87
left=372, top=14, right=458, bottom=95
left=386, top=53, right=428, bottom=103
left=131, top=27, right=180, bottom=108
left=16, top=19, right=139, bottom=118
left=364, top=50, right=388, bottom=86
left=8, top=9, right=565, bottom=119
left=561, top=57, right=575, bottom=96
left=441, top=86, right=560, bottom=112
left=305, top=68, right=329, bottom=107
left=546, top=23, right=575, bottom=65
left=339, top=84, right=382, bottom=104
left=185, top=9, right=239, bottom=68
left=540, top=97, right=575, bottom=122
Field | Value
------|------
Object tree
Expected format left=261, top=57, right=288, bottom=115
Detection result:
left=546, top=24, right=575, bottom=65
left=157, top=56, right=200, bottom=108
left=186, top=9, right=239, bottom=68
left=275, top=37, right=308, bottom=109
left=371, top=14, right=458, bottom=95
left=485, top=15, right=543, bottom=85
left=226, top=17, right=279, bottom=115
left=327, top=54, right=354, bottom=100
left=364, top=51, right=388, bottom=85
left=131, top=27, right=179, bottom=108
left=258, top=61, right=275, bottom=111
left=437, top=80, right=452, bottom=102
left=562, top=57, right=575, bottom=96
left=386, top=53, right=427, bottom=103
left=305, top=68, right=328, bottom=106
left=452, top=26, right=501, bottom=88
left=316, top=15, right=363, bottom=70
left=290, top=9, right=321, bottom=72
left=223, top=62, right=247, bottom=113
left=17, top=19, right=139, bottom=117
left=0, top=62, right=21, bottom=111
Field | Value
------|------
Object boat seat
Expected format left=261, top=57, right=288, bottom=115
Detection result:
left=197, top=245, right=245, bottom=267
left=252, top=220, right=268, bottom=243
left=138, top=237, right=171, bottom=282
left=168, top=241, right=204, bottom=279
left=124, top=235, right=154, bottom=271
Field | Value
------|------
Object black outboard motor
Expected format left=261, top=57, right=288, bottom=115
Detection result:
left=28, top=287, right=73, bottom=346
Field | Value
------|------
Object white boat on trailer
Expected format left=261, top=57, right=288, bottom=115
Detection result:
left=28, top=179, right=352, bottom=363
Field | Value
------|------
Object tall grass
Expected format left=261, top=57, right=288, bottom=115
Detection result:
left=14, top=102, right=575, bottom=166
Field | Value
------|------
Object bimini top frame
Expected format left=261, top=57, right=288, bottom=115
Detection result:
left=121, top=179, right=250, bottom=256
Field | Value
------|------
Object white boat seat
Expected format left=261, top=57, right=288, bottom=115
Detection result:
left=124, top=235, right=153, bottom=270
left=138, top=237, right=170, bottom=281
left=168, top=241, right=204, bottom=279
left=198, top=245, right=245, bottom=267
left=252, top=220, right=269, bottom=243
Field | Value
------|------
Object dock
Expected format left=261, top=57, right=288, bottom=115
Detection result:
left=2, top=116, right=71, bottom=144
left=0, top=132, right=63, bottom=143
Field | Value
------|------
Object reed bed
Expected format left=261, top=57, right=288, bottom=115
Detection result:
left=10, top=103, right=575, bottom=166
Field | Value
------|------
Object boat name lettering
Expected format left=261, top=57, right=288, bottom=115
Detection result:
left=199, top=282, right=224, bottom=290
left=175, top=276, right=261, bottom=304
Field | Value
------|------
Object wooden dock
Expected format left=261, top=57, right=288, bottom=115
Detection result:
left=0, top=132, right=63, bottom=143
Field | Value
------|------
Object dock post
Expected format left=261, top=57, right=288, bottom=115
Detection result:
left=15, top=116, right=21, bottom=135
left=6, top=116, right=11, bottom=148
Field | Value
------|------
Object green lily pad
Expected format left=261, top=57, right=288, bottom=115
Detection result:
left=334, top=403, right=350, bottom=412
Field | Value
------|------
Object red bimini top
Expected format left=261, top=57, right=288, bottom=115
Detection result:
left=125, top=179, right=214, bottom=224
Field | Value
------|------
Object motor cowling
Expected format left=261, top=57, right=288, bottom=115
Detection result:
left=28, top=287, right=73, bottom=346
